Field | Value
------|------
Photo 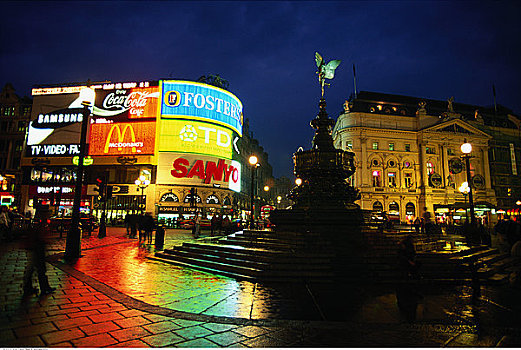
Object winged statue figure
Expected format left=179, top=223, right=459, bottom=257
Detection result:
left=315, top=52, right=341, bottom=97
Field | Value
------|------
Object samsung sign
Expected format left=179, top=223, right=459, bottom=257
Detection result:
left=161, top=81, right=243, bottom=136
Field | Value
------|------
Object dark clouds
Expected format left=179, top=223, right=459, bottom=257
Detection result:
left=1, top=1, right=520, bottom=178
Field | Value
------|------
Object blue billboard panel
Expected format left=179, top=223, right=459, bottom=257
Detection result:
left=161, top=81, right=243, bottom=136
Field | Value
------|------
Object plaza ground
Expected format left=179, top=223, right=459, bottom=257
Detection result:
left=1, top=226, right=520, bottom=347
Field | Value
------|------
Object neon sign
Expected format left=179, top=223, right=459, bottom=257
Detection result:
left=161, top=81, right=243, bottom=136
left=157, top=154, right=241, bottom=192
left=93, top=86, right=159, bottom=122
left=159, top=119, right=238, bottom=159
left=89, top=122, right=156, bottom=155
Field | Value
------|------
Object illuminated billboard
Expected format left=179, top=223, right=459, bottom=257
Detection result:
left=92, top=84, right=159, bottom=123
left=27, top=88, right=89, bottom=156
left=161, top=81, right=243, bottom=136
left=157, top=153, right=241, bottom=192
left=158, top=119, right=239, bottom=160
left=88, top=121, right=156, bottom=156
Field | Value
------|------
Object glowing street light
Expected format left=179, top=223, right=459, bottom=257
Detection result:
left=249, top=155, right=258, bottom=229
left=295, top=178, right=302, bottom=186
left=459, top=182, right=470, bottom=222
left=460, top=139, right=476, bottom=225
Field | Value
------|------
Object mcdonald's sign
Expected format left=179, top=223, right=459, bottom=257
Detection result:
left=89, top=122, right=156, bottom=155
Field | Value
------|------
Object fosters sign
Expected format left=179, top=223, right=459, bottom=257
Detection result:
left=161, top=81, right=243, bottom=136
left=157, top=154, right=241, bottom=192
left=158, top=119, right=238, bottom=159
left=89, top=122, right=156, bottom=156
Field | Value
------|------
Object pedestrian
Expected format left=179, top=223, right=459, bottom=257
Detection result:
left=216, top=214, right=223, bottom=235
left=210, top=214, right=218, bottom=236
left=23, top=204, right=55, bottom=297
left=0, top=206, right=11, bottom=241
left=422, top=207, right=432, bottom=234
left=141, top=212, right=155, bottom=244
left=396, top=235, right=421, bottom=322
left=222, top=215, right=230, bottom=235
left=193, top=213, right=201, bottom=238
left=413, top=217, right=420, bottom=234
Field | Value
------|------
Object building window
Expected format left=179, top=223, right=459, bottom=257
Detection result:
left=404, top=161, right=411, bottom=168
left=447, top=148, right=455, bottom=156
left=372, top=159, right=380, bottom=166
left=426, top=162, right=435, bottom=175
left=404, top=173, right=413, bottom=188
left=372, top=170, right=381, bottom=187
left=372, top=201, right=383, bottom=211
left=372, top=142, right=379, bottom=150
left=389, top=143, right=394, bottom=151
left=388, top=172, right=396, bottom=187
left=347, top=141, right=353, bottom=149
left=405, top=144, right=411, bottom=152
left=426, top=146, right=436, bottom=154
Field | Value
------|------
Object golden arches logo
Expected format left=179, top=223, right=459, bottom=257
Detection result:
left=104, top=124, right=137, bottom=154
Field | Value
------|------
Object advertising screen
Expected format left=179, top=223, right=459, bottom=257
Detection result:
left=157, top=153, right=241, bottom=192
left=88, top=121, right=156, bottom=156
left=26, top=89, right=89, bottom=157
left=93, top=84, right=159, bottom=123
left=161, top=81, right=243, bottom=136
left=159, top=119, right=239, bottom=160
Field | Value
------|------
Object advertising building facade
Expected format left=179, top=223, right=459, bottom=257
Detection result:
left=332, top=91, right=520, bottom=224
left=20, top=79, right=265, bottom=224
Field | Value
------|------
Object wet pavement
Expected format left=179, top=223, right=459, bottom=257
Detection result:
left=1, top=226, right=520, bottom=347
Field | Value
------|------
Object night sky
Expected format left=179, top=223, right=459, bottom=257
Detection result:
left=2, top=1, right=520, bottom=179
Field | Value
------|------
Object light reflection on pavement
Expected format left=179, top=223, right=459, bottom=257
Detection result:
left=62, top=228, right=521, bottom=325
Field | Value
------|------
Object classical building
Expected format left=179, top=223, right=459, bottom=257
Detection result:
left=0, top=83, right=32, bottom=208
left=332, top=91, right=520, bottom=224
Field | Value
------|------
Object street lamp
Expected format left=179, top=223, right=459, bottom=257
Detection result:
left=249, top=155, right=258, bottom=229
left=459, top=182, right=470, bottom=222
left=460, top=140, right=476, bottom=225
left=295, top=178, right=302, bottom=186
left=135, top=175, right=150, bottom=214
left=65, top=85, right=95, bottom=261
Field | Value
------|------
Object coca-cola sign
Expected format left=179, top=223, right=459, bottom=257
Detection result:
left=93, top=86, right=159, bottom=122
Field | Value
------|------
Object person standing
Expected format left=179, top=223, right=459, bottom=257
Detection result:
left=0, top=206, right=11, bottom=241
left=422, top=207, right=432, bottom=234
left=210, top=214, right=218, bottom=236
left=23, top=204, right=55, bottom=297
left=193, top=213, right=201, bottom=238
left=413, top=217, right=421, bottom=234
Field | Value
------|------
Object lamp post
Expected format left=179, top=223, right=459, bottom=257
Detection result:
left=65, top=86, right=95, bottom=261
left=459, top=182, right=470, bottom=223
left=135, top=175, right=150, bottom=214
left=249, top=155, right=258, bottom=229
left=461, top=140, right=476, bottom=226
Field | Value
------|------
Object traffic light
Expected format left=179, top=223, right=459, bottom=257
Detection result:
left=95, top=176, right=106, bottom=201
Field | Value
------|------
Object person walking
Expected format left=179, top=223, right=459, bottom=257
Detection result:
left=413, top=217, right=421, bottom=234
left=210, top=214, right=218, bottom=236
left=23, top=204, right=55, bottom=297
left=0, top=206, right=11, bottom=241
left=141, top=213, right=155, bottom=244
left=422, top=206, right=432, bottom=234
left=193, top=213, right=201, bottom=238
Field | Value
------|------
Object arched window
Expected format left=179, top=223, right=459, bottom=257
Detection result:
left=372, top=201, right=383, bottom=211
left=183, top=194, right=201, bottom=204
left=206, top=194, right=220, bottom=204
left=160, top=193, right=179, bottom=202
left=405, top=202, right=415, bottom=216
left=426, top=161, right=435, bottom=175
left=389, top=202, right=399, bottom=215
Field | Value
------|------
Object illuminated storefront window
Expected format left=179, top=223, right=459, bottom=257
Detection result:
left=372, top=201, right=383, bottom=211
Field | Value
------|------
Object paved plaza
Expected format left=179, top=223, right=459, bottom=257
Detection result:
left=1, top=227, right=520, bottom=347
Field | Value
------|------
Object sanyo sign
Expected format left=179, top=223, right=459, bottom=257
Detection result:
left=161, top=81, right=243, bottom=136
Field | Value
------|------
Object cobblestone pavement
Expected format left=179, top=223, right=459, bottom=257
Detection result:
left=1, top=227, right=520, bottom=347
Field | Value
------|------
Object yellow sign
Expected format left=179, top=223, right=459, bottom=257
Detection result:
left=159, top=119, right=233, bottom=159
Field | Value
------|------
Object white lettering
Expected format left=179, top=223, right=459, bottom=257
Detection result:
left=205, top=95, right=215, bottom=111
left=197, top=126, right=216, bottom=144
left=216, top=130, right=231, bottom=147
left=194, top=93, right=205, bottom=108
left=223, top=101, right=230, bottom=116
left=183, top=92, right=194, bottom=107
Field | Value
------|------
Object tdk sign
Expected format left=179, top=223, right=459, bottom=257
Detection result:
left=161, top=81, right=243, bottom=136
